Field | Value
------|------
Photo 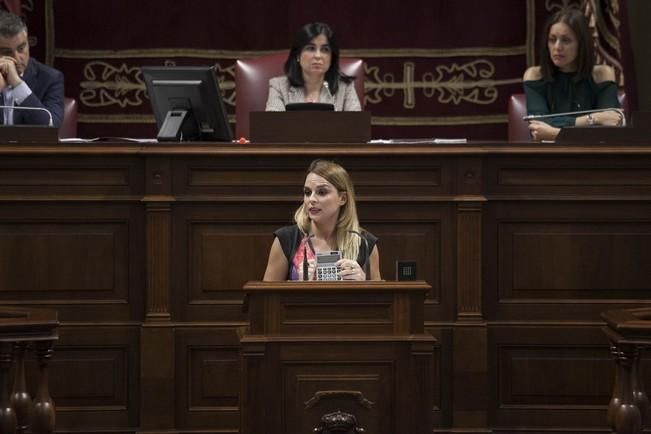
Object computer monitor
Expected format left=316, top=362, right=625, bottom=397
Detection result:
left=142, top=66, right=233, bottom=142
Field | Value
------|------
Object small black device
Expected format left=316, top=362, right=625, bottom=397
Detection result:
left=285, top=102, right=334, bottom=111
left=396, top=260, right=417, bottom=281
left=316, top=250, right=342, bottom=281
left=141, top=66, right=233, bottom=142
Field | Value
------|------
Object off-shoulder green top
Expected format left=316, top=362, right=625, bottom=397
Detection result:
left=523, top=72, right=620, bottom=128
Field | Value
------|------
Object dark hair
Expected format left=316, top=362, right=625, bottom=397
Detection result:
left=0, top=9, right=27, bottom=38
left=284, top=22, right=353, bottom=95
left=539, top=8, right=594, bottom=82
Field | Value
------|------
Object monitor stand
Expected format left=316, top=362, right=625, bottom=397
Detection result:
left=157, top=109, right=199, bottom=142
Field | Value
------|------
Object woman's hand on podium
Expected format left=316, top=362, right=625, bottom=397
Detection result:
left=337, top=259, right=366, bottom=280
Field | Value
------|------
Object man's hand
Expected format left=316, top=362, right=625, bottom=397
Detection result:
left=0, top=56, right=22, bottom=88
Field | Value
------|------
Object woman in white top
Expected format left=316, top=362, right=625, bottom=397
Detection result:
left=265, top=22, right=361, bottom=112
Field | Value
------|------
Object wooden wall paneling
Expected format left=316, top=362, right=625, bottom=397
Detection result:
left=170, top=154, right=454, bottom=200
left=171, top=202, right=294, bottom=322
left=453, top=324, right=489, bottom=428
left=0, top=154, right=144, bottom=198
left=488, top=325, right=614, bottom=429
left=50, top=325, right=140, bottom=431
left=239, top=339, right=274, bottom=434
left=483, top=154, right=651, bottom=198
left=360, top=202, right=455, bottom=321
left=174, top=327, right=242, bottom=431
left=456, top=156, right=484, bottom=323
left=0, top=203, right=144, bottom=322
left=144, top=156, right=173, bottom=322
left=457, top=202, right=483, bottom=321
left=3, top=144, right=651, bottom=434
left=145, top=202, right=171, bottom=322
left=483, top=201, right=651, bottom=321
left=140, top=325, right=175, bottom=431
left=425, top=326, right=453, bottom=428
left=171, top=155, right=309, bottom=200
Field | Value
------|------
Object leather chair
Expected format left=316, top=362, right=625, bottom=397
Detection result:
left=235, top=53, right=365, bottom=139
left=508, top=91, right=628, bottom=141
left=59, top=97, right=78, bottom=138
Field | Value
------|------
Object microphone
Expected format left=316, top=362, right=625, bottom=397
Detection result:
left=302, top=233, right=315, bottom=281
left=347, top=230, right=370, bottom=280
left=523, top=107, right=626, bottom=126
left=0, top=104, right=54, bottom=127
left=322, top=81, right=335, bottom=105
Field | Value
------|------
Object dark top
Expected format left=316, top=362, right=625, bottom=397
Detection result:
left=273, top=225, right=378, bottom=281
left=523, top=72, right=619, bottom=128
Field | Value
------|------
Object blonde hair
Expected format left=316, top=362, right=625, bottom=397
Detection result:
left=294, top=159, right=361, bottom=261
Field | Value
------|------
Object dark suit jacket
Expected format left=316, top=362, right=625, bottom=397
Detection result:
left=3, top=58, right=64, bottom=127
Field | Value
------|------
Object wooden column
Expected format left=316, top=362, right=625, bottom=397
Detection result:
left=145, top=156, right=173, bottom=322
left=141, top=156, right=175, bottom=432
left=453, top=157, right=488, bottom=428
left=31, top=341, right=55, bottom=434
left=0, top=343, right=16, bottom=434
left=10, top=344, right=30, bottom=434
left=456, top=157, right=483, bottom=321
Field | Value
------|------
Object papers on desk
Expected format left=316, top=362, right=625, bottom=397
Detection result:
left=368, top=138, right=467, bottom=144
left=59, top=137, right=158, bottom=143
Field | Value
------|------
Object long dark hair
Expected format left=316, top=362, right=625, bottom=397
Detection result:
left=284, top=22, right=353, bottom=94
left=539, top=8, right=594, bottom=82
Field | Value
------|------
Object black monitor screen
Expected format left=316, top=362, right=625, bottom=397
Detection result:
left=142, top=66, right=232, bottom=142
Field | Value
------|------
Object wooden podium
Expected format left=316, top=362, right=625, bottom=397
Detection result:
left=240, top=280, right=435, bottom=434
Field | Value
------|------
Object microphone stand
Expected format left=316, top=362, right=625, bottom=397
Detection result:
left=347, top=230, right=370, bottom=280
left=523, top=107, right=626, bottom=126
left=0, top=104, right=54, bottom=127
left=323, top=82, right=335, bottom=107
left=302, top=233, right=315, bottom=281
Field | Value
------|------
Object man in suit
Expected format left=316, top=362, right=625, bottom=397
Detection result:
left=0, top=9, right=63, bottom=126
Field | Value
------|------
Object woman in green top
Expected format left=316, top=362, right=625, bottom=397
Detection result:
left=523, top=8, right=623, bottom=141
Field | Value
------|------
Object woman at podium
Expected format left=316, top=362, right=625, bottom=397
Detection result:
left=523, top=7, right=623, bottom=141
left=263, top=159, right=380, bottom=281
left=264, top=22, right=361, bottom=111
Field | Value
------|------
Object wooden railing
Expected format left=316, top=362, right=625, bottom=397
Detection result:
left=602, top=307, right=651, bottom=434
left=0, top=307, right=59, bottom=434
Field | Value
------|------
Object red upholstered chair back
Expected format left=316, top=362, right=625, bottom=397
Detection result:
left=508, top=91, right=629, bottom=142
left=59, top=97, right=78, bottom=139
left=235, top=53, right=365, bottom=139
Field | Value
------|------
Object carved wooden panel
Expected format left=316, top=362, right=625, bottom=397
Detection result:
left=268, top=340, right=430, bottom=434
left=0, top=204, right=143, bottom=321
left=500, top=223, right=651, bottom=296
left=426, top=327, right=452, bottom=427
left=283, top=361, right=393, bottom=434
left=0, top=155, right=143, bottom=197
left=484, top=155, right=651, bottom=197
left=348, top=158, right=450, bottom=198
left=49, top=326, right=140, bottom=430
left=358, top=202, right=455, bottom=321
left=171, top=156, right=454, bottom=200
left=172, top=156, right=307, bottom=199
left=175, top=328, right=241, bottom=430
left=489, top=326, right=614, bottom=428
left=484, top=202, right=651, bottom=320
left=172, top=202, right=289, bottom=321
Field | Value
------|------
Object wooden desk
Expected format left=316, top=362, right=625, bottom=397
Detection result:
left=0, top=141, right=650, bottom=433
